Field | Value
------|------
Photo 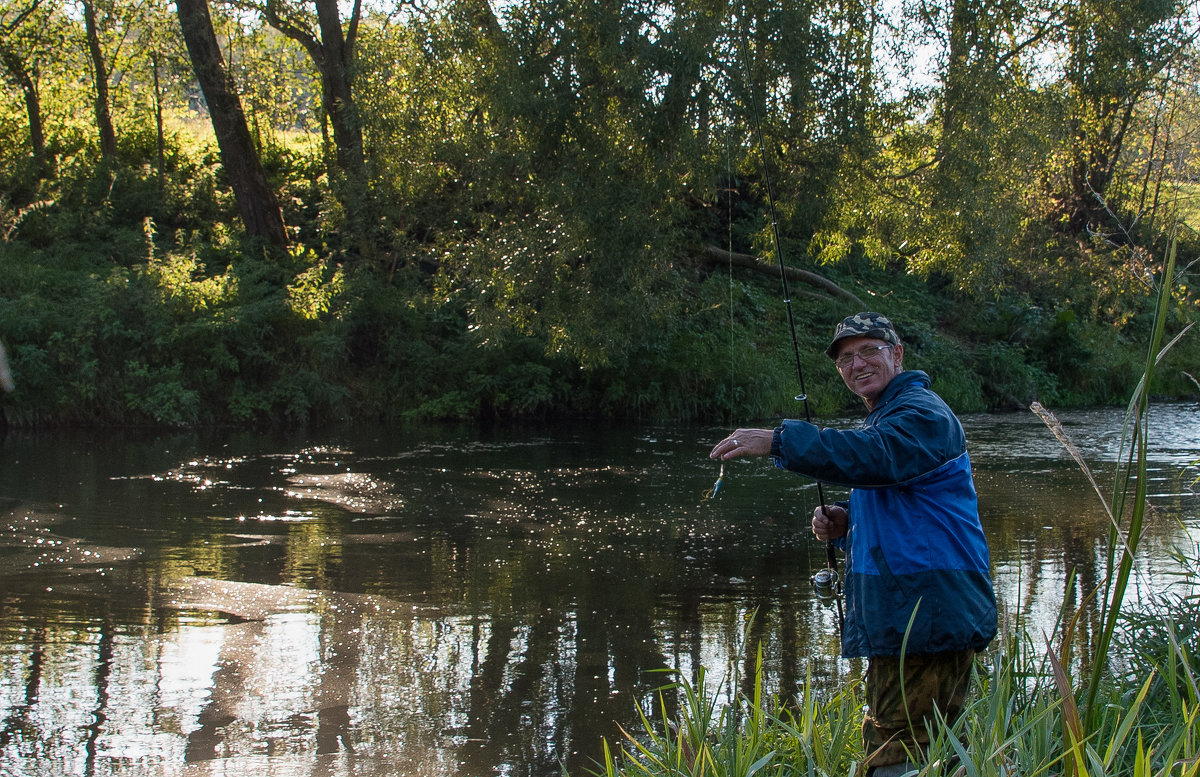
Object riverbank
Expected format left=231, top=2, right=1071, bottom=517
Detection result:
left=1, top=234, right=1196, bottom=429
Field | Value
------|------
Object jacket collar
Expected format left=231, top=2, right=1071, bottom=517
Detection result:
left=869, top=370, right=930, bottom=414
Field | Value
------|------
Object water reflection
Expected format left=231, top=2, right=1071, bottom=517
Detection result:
left=1, top=406, right=1197, bottom=777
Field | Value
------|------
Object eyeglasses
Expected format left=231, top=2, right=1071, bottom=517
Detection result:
left=834, top=344, right=895, bottom=370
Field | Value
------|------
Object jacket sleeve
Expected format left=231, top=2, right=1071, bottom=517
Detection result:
left=771, top=395, right=966, bottom=488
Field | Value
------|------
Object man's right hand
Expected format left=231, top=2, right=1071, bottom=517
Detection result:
left=812, top=504, right=848, bottom=541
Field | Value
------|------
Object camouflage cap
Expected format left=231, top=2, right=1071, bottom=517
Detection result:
left=826, top=312, right=901, bottom=358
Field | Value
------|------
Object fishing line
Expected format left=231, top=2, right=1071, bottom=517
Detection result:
left=705, top=148, right=737, bottom=501
left=737, top=8, right=843, bottom=634
left=728, top=146, right=736, bottom=428
left=707, top=171, right=732, bottom=502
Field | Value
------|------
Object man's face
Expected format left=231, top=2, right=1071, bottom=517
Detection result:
left=833, top=335, right=903, bottom=408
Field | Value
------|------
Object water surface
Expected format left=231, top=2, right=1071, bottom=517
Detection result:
left=1, top=405, right=1197, bottom=776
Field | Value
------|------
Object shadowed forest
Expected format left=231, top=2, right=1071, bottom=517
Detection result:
left=1, top=0, right=1198, bottom=427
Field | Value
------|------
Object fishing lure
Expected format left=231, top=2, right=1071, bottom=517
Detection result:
left=702, top=462, right=725, bottom=501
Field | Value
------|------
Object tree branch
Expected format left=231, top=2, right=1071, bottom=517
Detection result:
left=699, top=245, right=866, bottom=309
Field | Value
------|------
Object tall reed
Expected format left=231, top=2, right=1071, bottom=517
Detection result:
left=1033, top=233, right=1190, bottom=731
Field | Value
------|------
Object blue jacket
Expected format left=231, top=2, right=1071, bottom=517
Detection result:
left=770, top=370, right=997, bottom=657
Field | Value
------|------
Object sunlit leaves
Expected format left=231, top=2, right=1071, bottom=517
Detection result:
left=287, top=248, right=344, bottom=320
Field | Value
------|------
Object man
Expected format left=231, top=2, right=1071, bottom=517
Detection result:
left=709, top=312, right=996, bottom=777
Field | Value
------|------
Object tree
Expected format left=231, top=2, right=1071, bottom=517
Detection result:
left=251, top=0, right=365, bottom=183
left=82, top=0, right=117, bottom=157
left=225, top=0, right=374, bottom=257
left=0, top=0, right=54, bottom=162
left=1120, top=51, right=1200, bottom=238
left=175, top=0, right=288, bottom=246
left=920, top=0, right=1061, bottom=291
left=426, top=0, right=884, bottom=371
left=1058, top=0, right=1197, bottom=236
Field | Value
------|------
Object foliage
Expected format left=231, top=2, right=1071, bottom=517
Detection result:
left=0, top=0, right=1198, bottom=427
left=0, top=228, right=342, bottom=425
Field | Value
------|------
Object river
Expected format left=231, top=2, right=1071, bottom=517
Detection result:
left=1, top=404, right=1198, bottom=777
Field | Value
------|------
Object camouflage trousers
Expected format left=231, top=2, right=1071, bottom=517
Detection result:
left=861, top=648, right=978, bottom=771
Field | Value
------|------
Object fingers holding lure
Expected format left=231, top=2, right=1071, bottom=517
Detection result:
left=703, top=429, right=773, bottom=501
left=709, top=429, right=773, bottom=461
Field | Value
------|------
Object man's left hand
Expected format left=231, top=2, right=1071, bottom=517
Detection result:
left=709, top=429, right=773, bottom=460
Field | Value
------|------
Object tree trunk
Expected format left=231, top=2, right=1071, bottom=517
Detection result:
left=313, top=0, right=364, bottom=182
left=456, top=0, right=506, bottom=46
left=0, top=43, right=46, bottom=161
left=1057, top=0, right=1183, bottom=238
left=83, top=0, right=117, bottom=158
left=175, top=0, right=288, bottom=248
left=261, top=0, right=364, bottom=184
left=1, top=0, right=48, bottom=165
left=1064, top=101, right=1135, bottom=236
left=151, top=50, right=166, bottom=184
left=260, top=0, right=368, bottom=253
left=939, top=0, right=976, bottom=157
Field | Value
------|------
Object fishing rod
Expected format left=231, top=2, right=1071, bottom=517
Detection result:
left=737, top=12, right=844, bottom=635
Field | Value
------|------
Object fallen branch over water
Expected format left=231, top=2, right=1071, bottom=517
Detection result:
left=698, top=245, right=867, bottom=309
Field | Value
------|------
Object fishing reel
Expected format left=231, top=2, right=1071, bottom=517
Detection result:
left=811, top=566, right=840, bottom=605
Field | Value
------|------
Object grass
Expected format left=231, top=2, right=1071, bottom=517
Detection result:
left=588, top=234, right=1200, bottom=777
left=596, top=651, right=864, bottom=777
